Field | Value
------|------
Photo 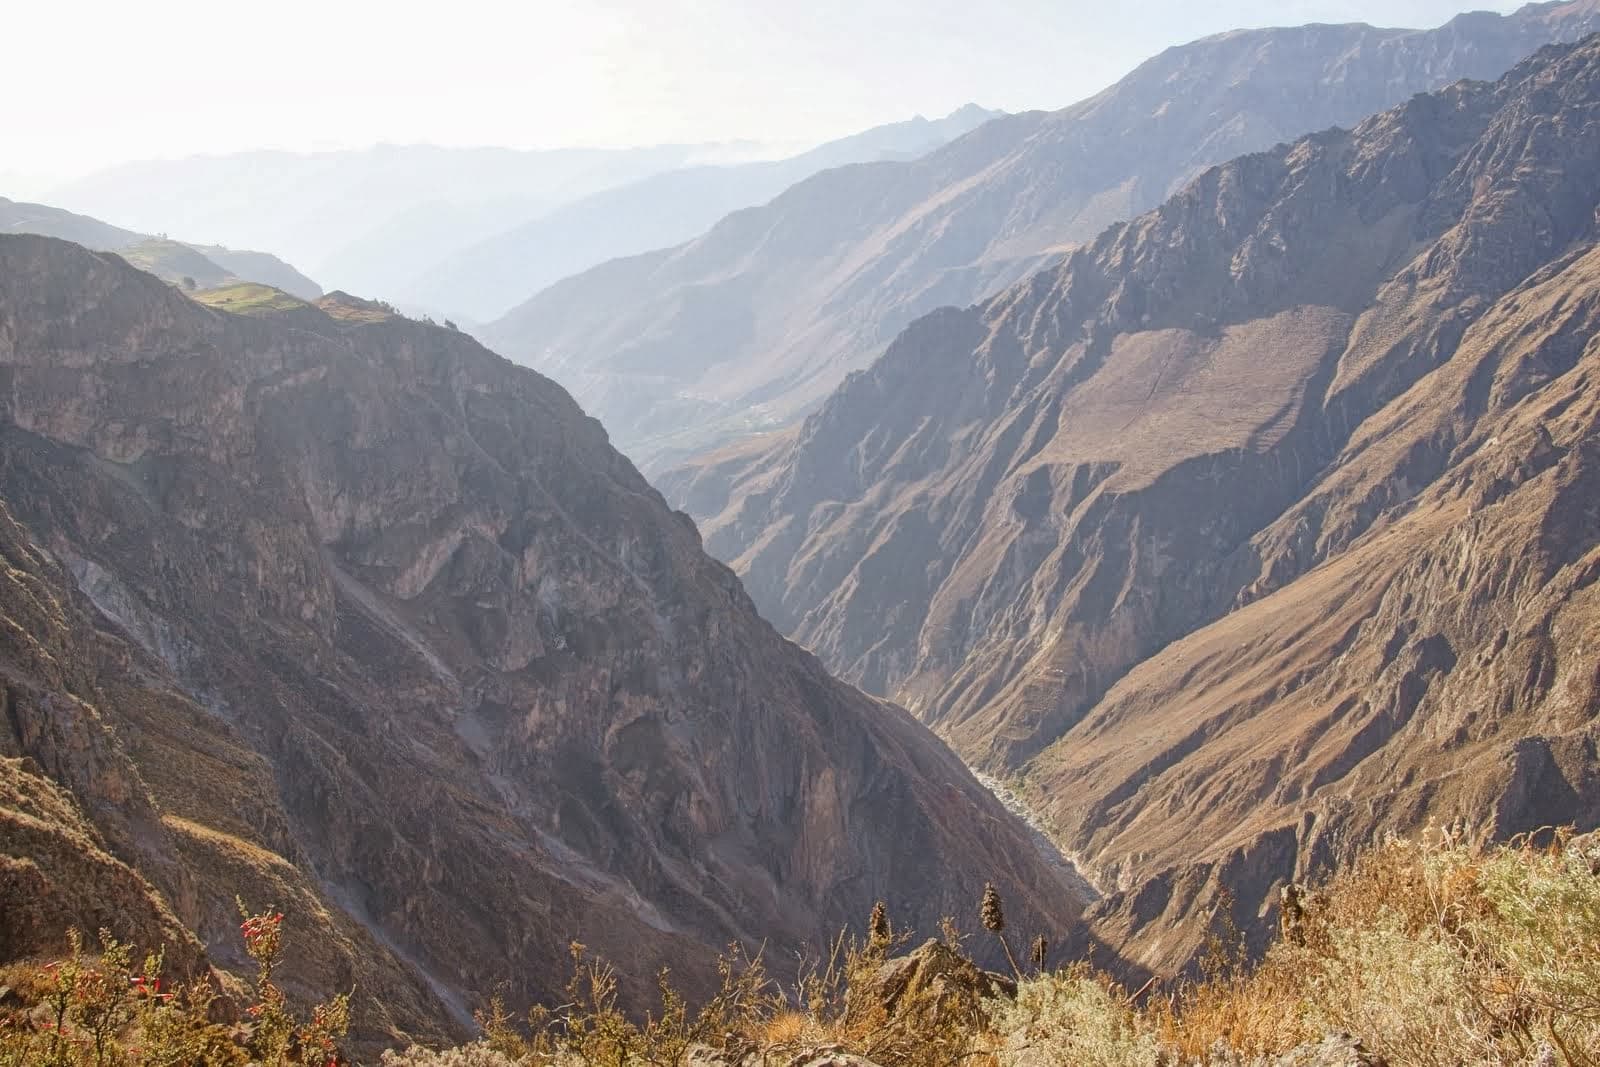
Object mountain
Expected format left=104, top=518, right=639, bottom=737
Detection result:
left=487, top=0, right=1600, bottom=471
left=115, top=238, right=244, bottom=290
left=0, top=234, right=1084, bottom=1050
left=683, top=34, right=1600, bottom=976
left=0, top=195, right=138, bottom=249
left=0, top=196, right=322, bottom=298
left=191, top=243, right=326, bottom=297
left=404, top=106, right=1003, bottom=323
left=49, top=143, right=783, bottom=298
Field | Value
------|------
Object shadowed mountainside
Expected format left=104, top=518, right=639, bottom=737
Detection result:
left=0, top=236, right=1084, bottom=1050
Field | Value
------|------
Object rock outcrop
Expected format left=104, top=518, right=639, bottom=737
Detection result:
left=849, top=939, right=1016, bottom=1019
left=0, top=236, right=1083, bottom=1048
left=696, top=36, right=1600, bottom=975
left=491, top=1, right=1600, bottom=470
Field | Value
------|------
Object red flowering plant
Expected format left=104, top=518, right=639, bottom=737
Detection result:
left=0, top=928, right=220, bottom=1067
left=46, top=929, right=141, bottom=1066
left=0, top=903, right=349, bottom=1066
left=236, top=900, right=351, bottom=1066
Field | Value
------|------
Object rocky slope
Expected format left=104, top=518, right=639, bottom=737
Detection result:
left=692, top=35, right=1600, bottom=974
left=405, top=106, right=1002, bottom=323
left=0, top=235, right=1083, bottom=1048
left=0, top=491, right=452, bottom=1045
left=1, top=195, right=323, bottom=298
left=490, top=0, right=1600, bottom=471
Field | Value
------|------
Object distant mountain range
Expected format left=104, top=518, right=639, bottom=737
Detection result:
left=0, top=196, right=322, bottom=297
left=484, top=0, right=1600, bottom=472
left=401, top=105, right=1003, bottom=322
left=46, top=143, right=753, bottom=296
left=44, top=114, right=1001, bottom=323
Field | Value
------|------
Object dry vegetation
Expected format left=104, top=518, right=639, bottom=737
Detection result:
left=0, top=902, right=348, bottom=1067
left=4, top=829, right=1597, bottom=1065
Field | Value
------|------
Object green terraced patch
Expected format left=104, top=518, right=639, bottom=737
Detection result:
left=191, top=282, right=311, bottom=316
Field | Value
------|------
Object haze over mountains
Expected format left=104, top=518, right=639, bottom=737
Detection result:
left=402, top=105, right=1003, bottom=324
left=46, top=142, right=752, bottom=302
left=0, top=196, right=322, bottom=298
left=488, top=0, right=1600, bottom=471
left=683, top=31, right=1600, bottom=973
left=42, top=109, right=998, bottom=322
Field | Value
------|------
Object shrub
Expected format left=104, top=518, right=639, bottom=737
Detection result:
left=1153, top=829, right=1600, bottom=1067
left=1468, top=834, right=1600, bottom=1065
left=991, top=966, right=1163, bottom=1067
left=0, top=905, right=348, bottom=1066
left=380, top=1043, right=522, bottom=1067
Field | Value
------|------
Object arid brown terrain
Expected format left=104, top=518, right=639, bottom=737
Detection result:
left=689, top=35, right=1600, bottom=974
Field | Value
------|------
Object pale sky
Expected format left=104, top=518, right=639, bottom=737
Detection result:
left=5, top=0, right=1522, bottom=183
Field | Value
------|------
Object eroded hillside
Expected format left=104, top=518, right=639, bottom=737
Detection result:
left=695, top=36, right=1600, bottom=974
left=0, top=235, right=1084, bottom=1049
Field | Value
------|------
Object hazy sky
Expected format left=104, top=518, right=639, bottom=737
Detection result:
left=6, top=0, right=1522, bottom=183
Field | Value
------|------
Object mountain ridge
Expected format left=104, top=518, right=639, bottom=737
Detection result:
left=488, top=0, right=1600, bottom=472
left=688, top=33, right=1600, bottom=974
left=0, top=196, right=322, bottom=298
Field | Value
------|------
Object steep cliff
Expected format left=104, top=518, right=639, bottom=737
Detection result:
left=698, top=36, right=1600, bottom=974
left=494, top=1, right=1600, bottom=470
left=0, top=236, right=1083, bottom=1046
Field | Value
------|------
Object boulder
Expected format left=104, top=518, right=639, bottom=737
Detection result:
left=849, top=939, right=1016, bottom=1025
left=686, top=1044, right=884, bottom=1067
left=1271, top=1032, right=1387, bottom=1067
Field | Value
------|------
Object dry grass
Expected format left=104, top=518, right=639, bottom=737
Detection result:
left=3, top=831, right=1596, bottom=1064
left=456, top=829, right=1594, bottom=1066
left=1149, top=828, right=1600, bottom=1067
left=756, top=1010, right=811, bottom=1046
